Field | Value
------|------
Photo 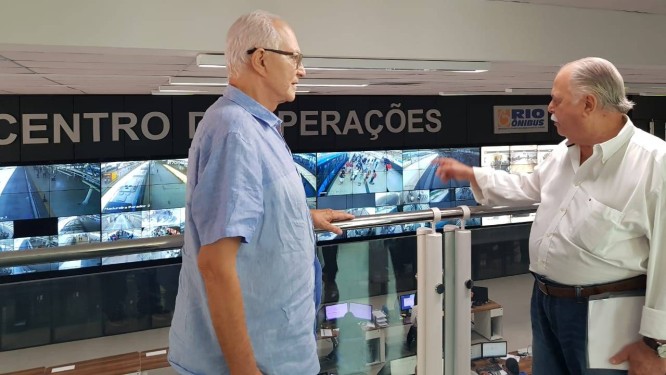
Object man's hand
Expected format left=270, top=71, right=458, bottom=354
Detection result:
left=610, top=340, right=666, bottom=374
left=434, top=158, right=475, bottom=183
left=311, top=209, right=354, bottom=235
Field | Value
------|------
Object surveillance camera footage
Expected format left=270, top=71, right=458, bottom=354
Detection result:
left=0, top=163, right=101, bottom=221
left=0, top=145, right=551, bottom=277
left=480, top=144, right=557, bottom=226
left=0, top=158, right=189, bottom=278
left=309, top=148, right=482, bottom=242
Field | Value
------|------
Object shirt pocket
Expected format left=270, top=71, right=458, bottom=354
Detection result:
left=568, top=192, right=627, bottom=255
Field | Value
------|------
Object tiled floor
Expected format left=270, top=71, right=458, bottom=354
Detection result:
left=0, top=274, right=534, bottom=374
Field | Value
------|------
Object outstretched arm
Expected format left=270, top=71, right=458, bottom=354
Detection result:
left=434, top=157, right=480, bottom=191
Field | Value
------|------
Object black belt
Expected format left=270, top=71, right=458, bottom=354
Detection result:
left=533, top=273, right=646, bottom=299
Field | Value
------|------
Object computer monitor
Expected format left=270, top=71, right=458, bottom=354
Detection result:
left=482, top=340, right=507, bottom=358
left=348, top=302, right=372, bottom=321
left=399, top=293, right=416, bottom=312
left=324, top=303, right=348, bottom=321
left=470, top=342, right=483, bottom=360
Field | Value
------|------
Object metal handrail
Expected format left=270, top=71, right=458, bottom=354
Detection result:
left=0, top=205, right=537, bottom=268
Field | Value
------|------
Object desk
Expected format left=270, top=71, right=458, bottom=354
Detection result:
left=415, top=299, right=503, bottom=340
left=471, top=355, right=532, bottom=375
left=382, top=355, right=532, bottom=375
left=471, top=300, right=503, bottom=340
left=318, top=325, right=386, bottom=365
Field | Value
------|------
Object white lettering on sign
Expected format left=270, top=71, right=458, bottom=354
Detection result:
left=0, top=112, right=173, bottom=145
left=278, top=104, right=443, bottom=141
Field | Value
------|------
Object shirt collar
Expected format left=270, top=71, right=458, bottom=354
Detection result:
left=596, top=115, right=635, bottom=163
left=565, top=115, right=635, bottom=164
left=223, top=85, right=282, bottom=130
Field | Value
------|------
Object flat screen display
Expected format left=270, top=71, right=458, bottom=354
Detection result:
left=348, top=302, right=372, bottom=321
left=399, top=293, right=415, bottom=311
left=0, top=163, right=101, bottom=221
left=471, top=343, right=483, bottom=360
left=325, top=302, right=348, bottom=320
left=482, top=341, right=507, bottom=358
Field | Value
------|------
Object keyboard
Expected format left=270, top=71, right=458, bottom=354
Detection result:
left=476, top=363, right=503, bottom=374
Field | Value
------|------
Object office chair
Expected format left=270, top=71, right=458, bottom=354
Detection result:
left=505, top=357, right=525, bottom=375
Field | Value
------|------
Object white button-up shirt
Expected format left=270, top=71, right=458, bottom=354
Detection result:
left=471, top=117, right=666, bottom=339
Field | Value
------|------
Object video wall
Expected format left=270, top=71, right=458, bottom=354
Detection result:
left=0, top=144, right=556, bottom=276
left=479, top=144, right=557, bottom=225
left=0, top=160, right=187, bottom=276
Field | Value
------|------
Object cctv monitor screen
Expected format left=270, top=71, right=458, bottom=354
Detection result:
left=101, top=161, right=150, bottom=213
left=325, top=302, right=348, bottom=321
left=316, top=151, right=403, bottom=197
left=349, top=302, right=372, bottom=321
left=482, top=341, right=507, bottom=358
left=0, top=163, right=101, bottom=221
left=399, top=293, right=415, bottom=311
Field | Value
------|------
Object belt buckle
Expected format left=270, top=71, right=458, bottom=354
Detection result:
left=575, top=285, right=585, bottom=303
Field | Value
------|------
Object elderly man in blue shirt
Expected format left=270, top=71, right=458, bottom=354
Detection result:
left=168, top=10, right=353, bottom=375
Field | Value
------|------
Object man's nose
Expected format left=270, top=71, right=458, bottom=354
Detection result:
left=297, top=64, right=306, bottom=78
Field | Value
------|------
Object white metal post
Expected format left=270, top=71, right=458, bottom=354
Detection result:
left=416, top=225, right=445, bottom=374
left=415, top=227, right=431, bottom=373
left=423, top=231, right=443, bottom=374
left=443, top=226, right=456, bottom=375
left=454, top=228, right=472, bottom=375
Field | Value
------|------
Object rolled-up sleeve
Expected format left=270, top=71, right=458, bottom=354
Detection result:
left=191, top=131, right=263, bottom=246
left=471, top=166, right=541, bottom=206
left=640, top=164, right=666, bottom=339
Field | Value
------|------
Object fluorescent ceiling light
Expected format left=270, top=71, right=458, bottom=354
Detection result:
left=297, top=83, right=368, bottom=88
left=157, top=88, right=207, bottom=93
left=170, top=76, right=363, bottom=88
left=156, top=85, right=310, bottom=95
left=157, top=86, right=210, bottom=93
left=196, top=53, right=489, bottom=72
left=297, top=79, right=368, bottom=88
left=504, top=87, right=551, bottom=94
left=152, top=90, right=197, bottom=96
left=197, top=54, right=226, bottom=68
left=302, top=57, right=489, bottom=72
left=170, top=77, right=227, bottom=86
left=157, top=85, right=216, bottom=94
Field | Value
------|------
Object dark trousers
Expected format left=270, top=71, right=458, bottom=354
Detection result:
left=530, top=281, right=627, bottom=375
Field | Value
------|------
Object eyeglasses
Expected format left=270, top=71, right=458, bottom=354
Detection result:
left=246, top=47, right=304, bottom=68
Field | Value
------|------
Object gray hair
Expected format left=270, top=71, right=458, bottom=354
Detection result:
left=564, top=57, right=634, bottom=114
left=225, top=10, right=283, bottom=79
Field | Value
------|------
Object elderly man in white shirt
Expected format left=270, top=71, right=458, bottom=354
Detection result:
left=435, top=57, right=666, bottom=375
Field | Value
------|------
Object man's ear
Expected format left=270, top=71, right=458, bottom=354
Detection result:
left=583, top=94, right=597, bottom=115
left=249, top=49, right=269, bottom=77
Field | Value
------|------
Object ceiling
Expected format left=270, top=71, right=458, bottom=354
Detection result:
left=488, top=0, right=666, bottom=15
left=0, top=0, right=665, bottom=97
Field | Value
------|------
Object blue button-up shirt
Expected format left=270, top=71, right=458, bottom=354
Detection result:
left=168, top=86, right=318, bottom=375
